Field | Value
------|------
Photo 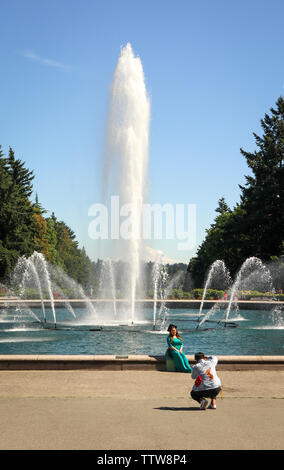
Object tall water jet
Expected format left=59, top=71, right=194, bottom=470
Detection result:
left=30, top=252, right=57, bottom=327
left=2, top=282, right=41, bottom=324
left=49, top=280, right=77, bottom=320
left=155, top=269, right=184, bottom=331
left=104, top=43, right=151, bottom=324
left=49, top=262, right=97, bottom=321
left=224, top=256, right=272, bottom=325
left=197, top=260, right=231, bottom=326
left=12, top=255, right=47, bottom=323
left=100, top=259, right=117, bottom=320
left=271, top=303, right=284, bottom=328
left=152, top=254, right=163, bottom=329
left=107, top=259, right=117, bottom=320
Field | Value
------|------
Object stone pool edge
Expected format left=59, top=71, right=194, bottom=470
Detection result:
left=0, top=355, right=283, bottom=371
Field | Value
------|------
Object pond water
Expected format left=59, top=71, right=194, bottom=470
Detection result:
left=0, top=306, right=283, bottom=356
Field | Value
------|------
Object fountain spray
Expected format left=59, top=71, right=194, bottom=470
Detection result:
left=104, top=43, right=150, bottom=324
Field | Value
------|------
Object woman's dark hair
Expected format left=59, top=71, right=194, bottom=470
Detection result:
left=167, top=324, right=182, bottom=342
left=194, top=352, right=205, bottom=362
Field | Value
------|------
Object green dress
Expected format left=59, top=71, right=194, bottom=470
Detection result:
left=166, top=335, right=192, bottom=372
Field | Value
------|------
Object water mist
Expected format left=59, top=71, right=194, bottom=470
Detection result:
left=104, top=43, right=150, bottom=323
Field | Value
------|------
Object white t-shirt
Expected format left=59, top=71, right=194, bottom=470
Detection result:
left=191, top=356, right=221, bottom=391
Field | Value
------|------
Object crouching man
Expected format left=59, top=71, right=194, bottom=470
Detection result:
left=191, top=352, right=221, bottom=410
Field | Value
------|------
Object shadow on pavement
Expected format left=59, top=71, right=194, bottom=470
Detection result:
left=154, top=406, right=200, bottom=411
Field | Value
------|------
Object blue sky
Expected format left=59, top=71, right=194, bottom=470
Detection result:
left=0, top=0, right=283, bottom=263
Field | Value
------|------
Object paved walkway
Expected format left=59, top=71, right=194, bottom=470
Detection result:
left=0, top=369, right=283, bottom=450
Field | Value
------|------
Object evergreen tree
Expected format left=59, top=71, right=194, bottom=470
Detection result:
left=0, top=146, right=97, bottom=286
left=8, top=147, right=34, bottom=198
left=0, top=147, right=35, bottom=259
left=188, top=97, right=284, bottom=286
left=239, top=96, right=284, bottom=258
left=187, top=198, right=237, bottom=286
left=215, top=196, right=231, bottom=214
left=33, top=193, right=47, bottom=214
left=0, top=147, right=19, bottom=278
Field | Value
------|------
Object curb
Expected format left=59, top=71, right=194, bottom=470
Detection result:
left=0, top=355, right=283, bottom=371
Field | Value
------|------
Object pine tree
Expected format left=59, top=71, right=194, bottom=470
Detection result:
left=187, top=97, right=284, bottom=286
left=215, top=197, right=231, bottom=214
left=0, top=147, right=36, bottom=276
left=239, top=96, right=284, bottom=258
left=0, top=146, right=97, bottom=285
left=8, top=147, right=34, bottom=198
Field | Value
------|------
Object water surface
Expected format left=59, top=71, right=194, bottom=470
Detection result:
left=0, top=307, right=283, bottom=355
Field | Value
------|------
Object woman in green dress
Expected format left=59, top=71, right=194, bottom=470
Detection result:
left=166, top=324, right=192, bottom=372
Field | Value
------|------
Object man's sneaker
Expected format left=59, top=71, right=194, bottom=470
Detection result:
left=208, top=403, right=216, bottom=409
left=200, top=398, right=209, bottom=410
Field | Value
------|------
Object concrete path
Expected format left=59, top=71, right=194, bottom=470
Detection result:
left=0, top=369, right=283, bottom=450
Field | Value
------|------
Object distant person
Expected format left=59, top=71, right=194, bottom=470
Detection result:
left=190, top=352, right=221, bottom=410
left=166, top=324, right=192, bottom=373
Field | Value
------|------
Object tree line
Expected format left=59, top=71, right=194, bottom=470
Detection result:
left=0, top=146, right=190, bottom=295
left=187, top=96, right=284, bottom=288
left=0, top=146, right=96, bottom=288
